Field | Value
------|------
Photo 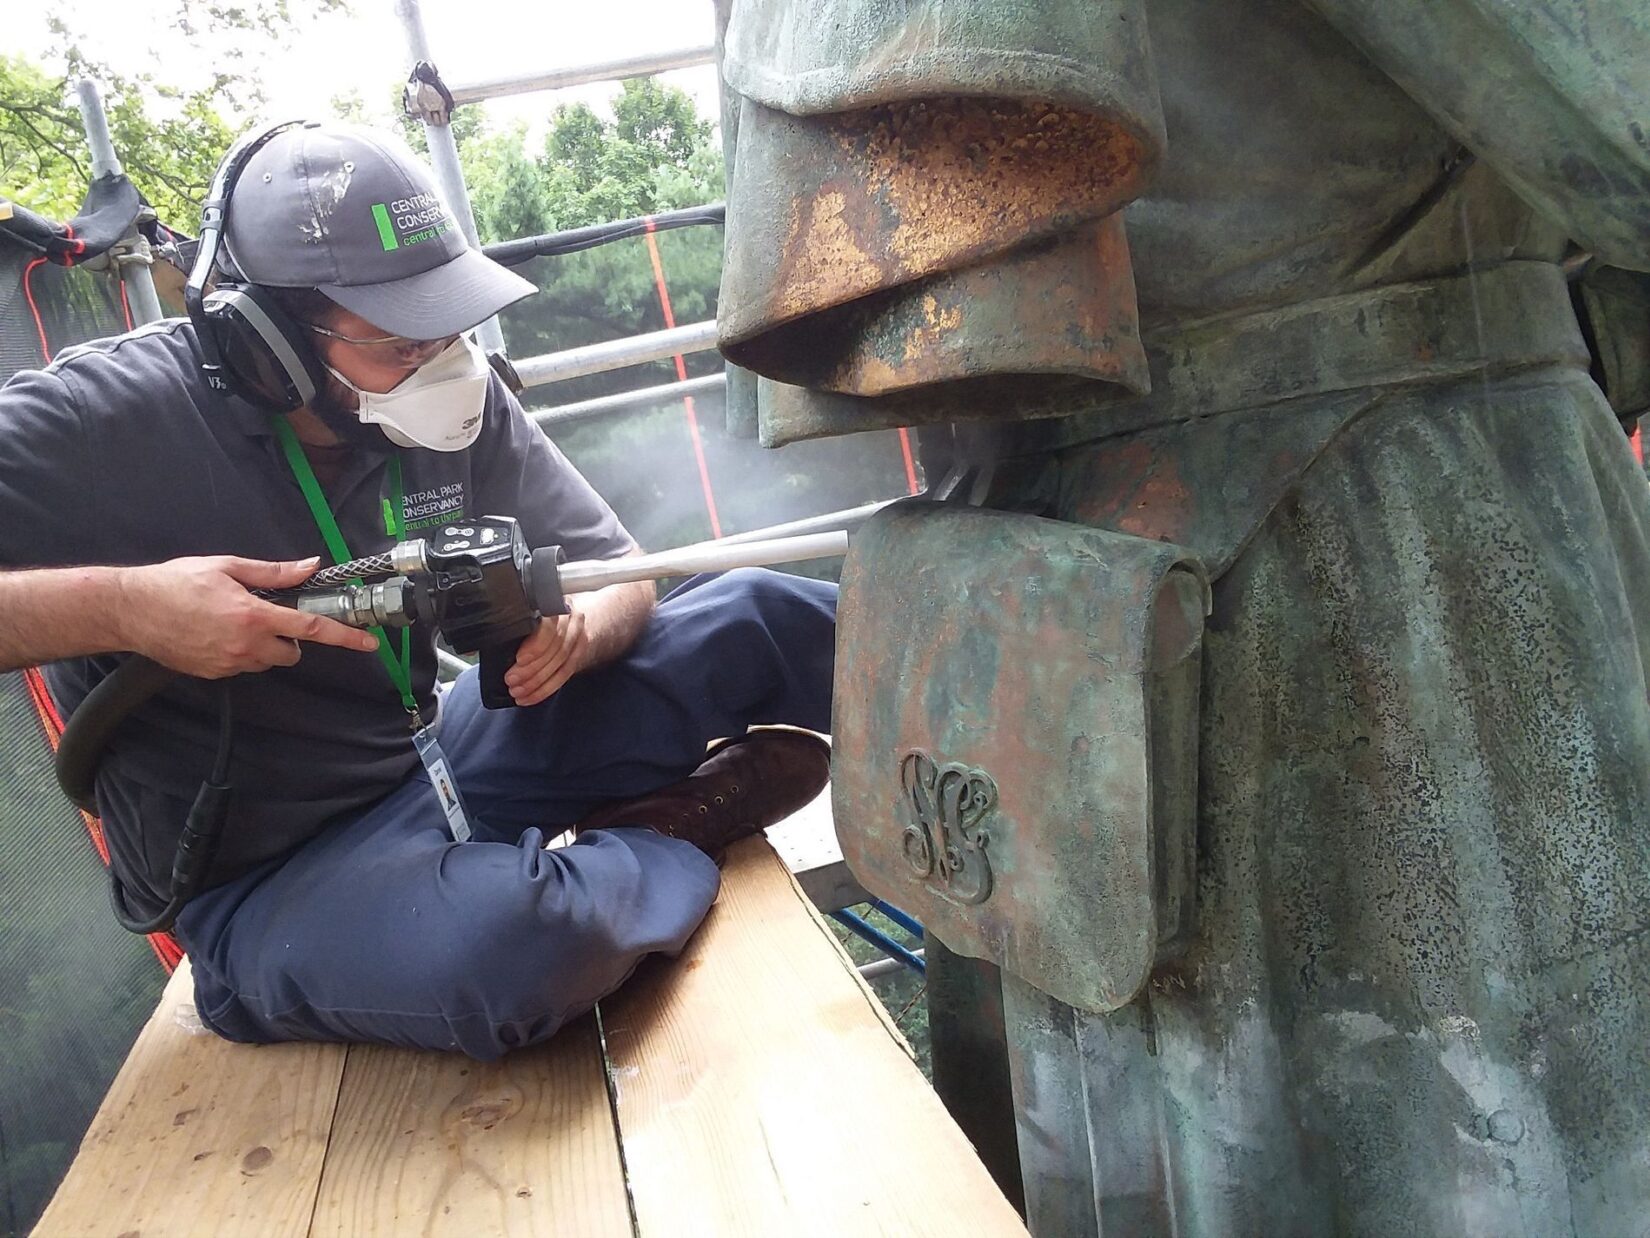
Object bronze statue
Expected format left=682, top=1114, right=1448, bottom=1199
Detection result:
left=716, top=0, right=1650, bottom=1232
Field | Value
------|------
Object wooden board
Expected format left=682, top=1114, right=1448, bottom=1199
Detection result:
left=309, top=1017, right=630, bottom=1238
left=599, top=837, right=1030, bottom=1238
left=33, top=961, right=347, bottom=1238
left=38, top=836, right=1027, bottom=1238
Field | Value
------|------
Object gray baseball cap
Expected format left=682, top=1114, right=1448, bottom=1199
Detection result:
left=222, top=121, right=534, bottom=338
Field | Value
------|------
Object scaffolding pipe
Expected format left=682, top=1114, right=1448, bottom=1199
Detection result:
left=75, top=80, right=122, bottom=182
left=716, top=500, right=895, bottom=547
left=859, top=950, right=927, bottom=981
left=392, top=0, right=506, bottom=357
left=867, top=897, right=926, bottom=941
left=832, top=910, right=927, bottom=976
left=558, top=530, right=849, bottom=594
left=532, top=373, right=726, bottom=429
left=75, top=80, right=164, bottom=326
left=447, top=45, right=717, bottom=107
left=514, top=320, right=719, bottom=388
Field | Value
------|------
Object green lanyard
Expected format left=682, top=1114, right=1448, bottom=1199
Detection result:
left=271, top=416, right=417, bottom=716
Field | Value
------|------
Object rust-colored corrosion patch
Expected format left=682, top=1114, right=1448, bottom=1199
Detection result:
left=754, top=214, right=1147, bottom=397
left=773, top=98, right=1146, bottom=328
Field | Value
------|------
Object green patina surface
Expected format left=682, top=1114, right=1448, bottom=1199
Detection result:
left=719, top=0, right=1650, bottom=1232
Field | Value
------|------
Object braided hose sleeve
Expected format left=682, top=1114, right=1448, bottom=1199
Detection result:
left=300, top=553, right=397, bottom=589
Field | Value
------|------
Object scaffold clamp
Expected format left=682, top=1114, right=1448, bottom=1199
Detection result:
left=403, top=60, right=457, bottom=127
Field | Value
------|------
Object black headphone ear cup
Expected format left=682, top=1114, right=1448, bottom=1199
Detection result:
left=187, top=118, right=311, bottom=408
left=200, top=284, right=330, bottom=413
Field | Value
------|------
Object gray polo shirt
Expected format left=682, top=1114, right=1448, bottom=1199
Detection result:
left=0, top=320, right=635, bottom=916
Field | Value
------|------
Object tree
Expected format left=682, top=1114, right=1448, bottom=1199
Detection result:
left=458, top=79, right=723, bottom=244
left=1, top=0, right=344, bottom=228
left=0, top=52, right=233, bottom=228
left=453, top=80, right=727, bottom=377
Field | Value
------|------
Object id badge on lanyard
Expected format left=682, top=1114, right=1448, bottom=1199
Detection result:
left=273, top=417, right=475, bottom=842
left=411, top=723, right=473, bottom=842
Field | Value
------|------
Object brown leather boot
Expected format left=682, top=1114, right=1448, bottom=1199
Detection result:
left=574, top=730, right=830, bottom=861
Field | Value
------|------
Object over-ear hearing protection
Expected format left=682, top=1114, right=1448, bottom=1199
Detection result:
left=184, top=121, right=332, bottom=413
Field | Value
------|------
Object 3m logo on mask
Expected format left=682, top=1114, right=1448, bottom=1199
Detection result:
left=370, top=194, right=455, bottom=252
left=404, top=482, right=466, bottom=531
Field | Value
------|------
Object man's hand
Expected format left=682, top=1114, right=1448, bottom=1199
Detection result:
left=505, top=609, right=590, bottom=707
left=118, top=555, right=381, bottom=678
left=502, top=568, right=655, bottom=707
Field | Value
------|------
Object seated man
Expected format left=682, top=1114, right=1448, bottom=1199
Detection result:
left=0, top=120, right=836, bottom=1059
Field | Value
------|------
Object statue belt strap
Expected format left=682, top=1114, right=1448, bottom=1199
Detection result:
left=1025, top=259, right=1592, bottom=453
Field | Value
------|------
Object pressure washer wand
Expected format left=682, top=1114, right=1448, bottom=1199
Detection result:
left=544, top=530, right=849, bottom=604
left=275, top=522, right=852, bottom=709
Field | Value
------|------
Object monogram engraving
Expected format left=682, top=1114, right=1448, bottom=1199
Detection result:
left=900, top=750, right=997, bottom=905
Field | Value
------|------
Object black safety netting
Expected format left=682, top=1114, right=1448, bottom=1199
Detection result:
left=1, top=235, right=170, bottom=1237
left=0, top=245, right=132, bottom=384
left=0, top=672, right=163, bottom=1238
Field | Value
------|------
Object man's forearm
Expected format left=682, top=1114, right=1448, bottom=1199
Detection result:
left=572, top=577, right=656, bottom=670
left=0, top=566, right=131, bottom=672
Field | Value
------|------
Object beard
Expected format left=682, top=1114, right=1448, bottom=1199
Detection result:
left=307, top=374, right=390, bottom=451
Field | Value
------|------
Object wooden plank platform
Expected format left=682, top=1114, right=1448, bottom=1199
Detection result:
left=34, top=838, right=1027, bottom=1238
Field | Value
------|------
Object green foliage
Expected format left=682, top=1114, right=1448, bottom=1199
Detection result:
left=0, top=51, right=234, bottom=229
left=456, top=81, right=728, bottom=396
left=462, top=79, right=723, bottom=242
left=0, top=0, right=344, bottom=229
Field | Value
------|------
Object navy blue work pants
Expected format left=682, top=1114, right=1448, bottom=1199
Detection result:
left=174, top=569, right=837, bottom=1059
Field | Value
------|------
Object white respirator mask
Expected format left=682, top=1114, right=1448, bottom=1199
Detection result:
left=326, top=334, right=490, bottom=452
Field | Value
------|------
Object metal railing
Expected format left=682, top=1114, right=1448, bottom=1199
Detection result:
left=75, top=80, right=164, bottom=326
left=532, top=373, right=726, bottom=429
left=391, top=0, right=728, bottom=427
left=392, top=0, right=506, bottom=356
left=448, top=46, right=716, bottom=107
left=394, top=0, right=719, bottom=374
left=514, top=321, right=719, bottom=389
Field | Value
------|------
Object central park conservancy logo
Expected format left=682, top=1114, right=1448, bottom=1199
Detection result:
left=402, top=482, right=467, bottom=531
left=371, top=194, right=456, bottom=251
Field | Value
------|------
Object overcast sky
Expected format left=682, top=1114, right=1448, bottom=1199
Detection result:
left=5, top=0, right=721, bottom=135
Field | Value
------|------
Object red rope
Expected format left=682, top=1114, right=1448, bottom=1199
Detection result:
left=118, top=275, right=134, bottom=332
left=643, top=219, right=723, bottom=539
left=20, top=667, right=182, bottom=972
left=22, top=257, right=52, bottom=362
left=896, top=428, right=920, bottom=495
left=59, top=222, right=86, bottom=265
left=1633, top=424, right=1644, bottom=466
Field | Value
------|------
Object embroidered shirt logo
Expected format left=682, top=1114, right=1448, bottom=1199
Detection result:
left=403, top=482, right=466, bottom=530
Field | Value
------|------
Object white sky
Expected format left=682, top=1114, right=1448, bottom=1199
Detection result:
left=3, top=0, right=721, bottom=137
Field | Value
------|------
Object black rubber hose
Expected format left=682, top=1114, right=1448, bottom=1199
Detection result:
left=106, top=679, right=234, bottom=936
left=55, top=655, right=179, bottom=812
left=482, top=203, right=724, bottom=267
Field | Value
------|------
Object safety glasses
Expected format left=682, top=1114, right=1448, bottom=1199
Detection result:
left=304, top=322, right=462, bottom=367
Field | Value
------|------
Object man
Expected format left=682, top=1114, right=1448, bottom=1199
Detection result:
left=0, top=121, right=837, bottom=1059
